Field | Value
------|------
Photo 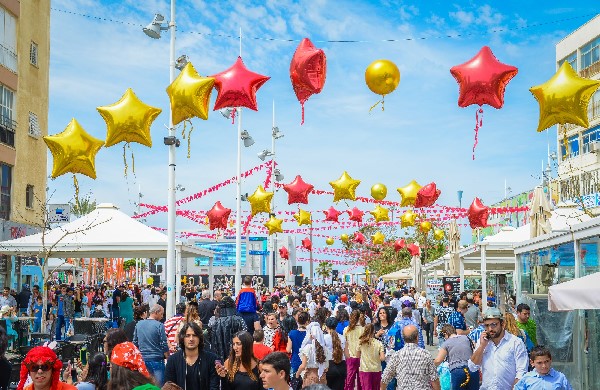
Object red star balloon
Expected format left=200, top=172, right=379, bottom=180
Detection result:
left=347, top=207, right=365, bottom=223
left=323, top=206, right=343, bottom=223
left=206, top=201, right=231, bottom=230
left=407, top=243, right=420, bottom=257
left=450, top=46, right=518, bottom=109
left=415, top=182, right=442, bottom=208
left=283, top=175, right=314, bottom=204
left=212, top=56, right=270, bottom=111
left=468, top=197, right=490, bottom=229
left=354, top=232, right=366, bottom=244
left=301, top=237, right=312, bottom=251
left=290, top=38, right=327, bottom=124
left=279, top=246, right=289, bottom=260
left=394, top=239, right=406, bottom=252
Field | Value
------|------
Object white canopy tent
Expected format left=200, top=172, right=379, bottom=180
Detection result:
left=0, top=203, right=214, bottom=312
left=548, top=272, right=600, bottom=311
left=381, top=268, right=412, bottom=281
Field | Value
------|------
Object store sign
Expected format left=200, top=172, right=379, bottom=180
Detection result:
left=48, top=204, right=70, bottom=223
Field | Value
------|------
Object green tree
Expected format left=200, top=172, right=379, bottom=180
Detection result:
left=70, top=194, right=97, bottom=218
left=316, top=260, right=333, bottom=284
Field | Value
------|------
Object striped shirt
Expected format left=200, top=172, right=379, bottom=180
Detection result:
left=382, top=343, right=438, bottom=390
left=164, top=314, right=184, bottom=350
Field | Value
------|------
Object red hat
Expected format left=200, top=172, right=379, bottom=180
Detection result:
left=111, top=342, right=150, bottom=377
left=341, top=294, right=348, bottom=303
left=18, top=347, right=62, bottom=390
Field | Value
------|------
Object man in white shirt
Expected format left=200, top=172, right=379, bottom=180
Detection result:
left=469, top=307, right=529, bottom=390
left=141, top=285, right=152, bottom=304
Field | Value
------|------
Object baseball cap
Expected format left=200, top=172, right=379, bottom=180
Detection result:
left=482, top=307, right=503, bottom=320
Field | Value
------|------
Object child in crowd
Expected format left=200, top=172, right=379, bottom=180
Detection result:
left=263, top=313, right=280, bottom=350
left=514, top=346, right=573, bottom=389
left=253, top=329, right=272, bottom=360
left=33, top=295, right=43, bottom=332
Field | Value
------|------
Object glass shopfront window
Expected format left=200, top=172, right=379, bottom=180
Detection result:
left=519, top=242, right=578, bottom=294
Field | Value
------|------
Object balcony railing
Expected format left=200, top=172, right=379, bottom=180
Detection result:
left=0, top=116, right=16, bottom=148
left=0, top=44, right=17, bottom=74
left=580, top=61, right=600, bottom=79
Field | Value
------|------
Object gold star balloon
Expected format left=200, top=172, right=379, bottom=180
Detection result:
left=264, top=215, right=283, bottom=235
left=370, top=204, right=390, bottom=222
left=44, top=118, right=105, bottom=179
left=371, top=231, right=385, bottom=245
left=433, top=229, right=445, bottom=241
left=97, top=88, right=162, bottom=147
left=325, top=237, right=335, bottom=246
left=400, top=210, right=418, bottom=228
left=530, top=62, right=600, bottom=132
left=293, top=209, right=312, bottom=226
left=248, top=185, right=274, bottom=216
left=419, top=221, right=432, bottom=234
left=166, top=62, right=215, bottom=125
left=397, top=180, right=422, bottom=207
left=340, top=233, right=350, bottom=243
left=330, top=171, right=361, bottom=202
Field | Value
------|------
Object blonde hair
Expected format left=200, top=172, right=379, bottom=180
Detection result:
left=504, top=313, right=520, bottom=337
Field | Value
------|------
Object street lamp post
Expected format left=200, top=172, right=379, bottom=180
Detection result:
left=268, top=102, right=284, bottom=290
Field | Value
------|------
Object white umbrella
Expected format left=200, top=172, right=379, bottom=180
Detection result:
left=530, top=186, right=552, bottom=238
left=548, top=272, right=600, bottom=311
left=448, top=219, right=460, bottom=275
left=411, top=243, right=423, bottom=290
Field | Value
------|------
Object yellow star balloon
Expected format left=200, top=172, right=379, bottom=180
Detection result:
left=293, top=209, right=312, bottom=226
left=370, top=204, right=390, bottom=222
left=97, top=88, right=162, bottom=147
left=326, top=237, right=335, bottom=245
left=340, top=233, right=349, bottom=243
left=371, top=231, right=385, bottom=245
left=264, top=215, right=283, bottom=235
left=44, top=118, right=105, bottom=179
left=400, top=210, right=418, bottom=228
left=530, top=62, right=600, bottom=132
left=433, top=229, right=445, bottom=240
left=330, top=171, right=361, bottom=202
left=419, top=221, right=432, bottom=234
left=397, top=180, right=422, bottom=207
left=248, top=185, right=274, bottom=216
left=166, top=62, right=215, bottom=125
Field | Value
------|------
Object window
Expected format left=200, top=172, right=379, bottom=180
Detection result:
left=25, top=185, right=33, bottom=209
left=582, top=125, right=600, bottom=153
left=558, top=51, right=577, bottom=71
left=0, top=7, right=17, bottom=73
left=29, top=42, right=38, bottom=67
left=28, top=112, right=41, bottom=138
left=0, top=164, right=11, bottom=220
left=560, top=134, right=579, bottom=159
left=581, top=37, right=600, bottom=70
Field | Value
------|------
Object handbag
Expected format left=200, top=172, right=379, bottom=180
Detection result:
left=290, top=375, right=303, bottom=390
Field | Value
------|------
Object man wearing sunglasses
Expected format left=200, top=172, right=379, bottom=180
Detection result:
left=468, top=307, right=529, bottom=390
left=17, top=346, right=77, bottom=390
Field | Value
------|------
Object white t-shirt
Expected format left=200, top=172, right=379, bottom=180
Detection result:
left=308, top=301, right=317, bottom=317
left=324, top=333, right=346, bottom=360
left=141, top=289, right=151, bottom=303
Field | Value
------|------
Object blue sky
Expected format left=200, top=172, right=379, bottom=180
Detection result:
left=47, top=1, right=599, bottom=269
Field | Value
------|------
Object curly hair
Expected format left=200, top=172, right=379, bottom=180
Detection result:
left=325, top=319, right=343, bottom=364
left=17, top=347, right=62, bottom=390
left=347, top=309, right=361, bottom=332
left=314, top=339, right=326, bottom=364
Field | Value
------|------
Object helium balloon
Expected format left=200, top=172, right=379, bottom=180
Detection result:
left=279, top=246, right=290, bottom=260
left=264, top=215, right=284, bottom=235
left=419, top=221, right=432, bottom=234
left=290, top=38, right=326, bottom=124
left=206, top=201, right=231, bottom=230
left=397, top=180, right=422, bottom=207
left=433, top=229, right=445, bottom=241
left=330, top=171, right=361, bottom=202
left=407, top=243, right=420, bottom=257
left=371, top=231, right=385, bottom=245
left=293, top=209, right=312, bottom=226
left=44, top=118, right=105, bottom=179
left=301, top=237, right=312, bottom=251
left=530, top=61, right=600, bottom=132
left=283, top=175, right=314, bottom=204
left=415, top=182, right=441, bottom=208
left=248, top=185, right=274, bottom=216
left=325, top=237, right=335, bottom=246
left=365, top=59, right=400, bottom=96
left=370, top=183, right=387, bottom=201
left=166, top=63, right=215, bottom=125
left=212, top=57, right=270, bottom=111
left=400, top=210, right=417, bottom=228
left=340, top=233, right=350, bottom=243
left=347, top=207, right=365, bottom=223
left=97, top=88, right=161, bottom=147
left=354, top=232, right=366, bottom=244
left=369, top=205, right=390, bottom=223
left=323, top=206, right=343, bottom=223
left=450, top=46, right=518, bottom=109
left=468, top=197, right=490, bottom=229
left=394, top=238, right=406, bottom=252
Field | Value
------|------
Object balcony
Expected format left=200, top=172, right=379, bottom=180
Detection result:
left=0, top=44, right=17, bottom=74
left=0, top=116, right=15, bottom=148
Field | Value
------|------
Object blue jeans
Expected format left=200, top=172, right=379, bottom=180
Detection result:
left=55, top=315, right=65, bottom=340
left=450, top=367, right=480, bottom=390
left=145, top=360, right=165, bottom=386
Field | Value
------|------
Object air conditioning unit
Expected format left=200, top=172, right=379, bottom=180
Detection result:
left=590, top=141, right=600, bottom=153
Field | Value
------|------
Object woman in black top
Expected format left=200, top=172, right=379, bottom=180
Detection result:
left=74, top=287, right=83, bottom=318
left=373, top=307, right=392, bottom=344
left=215, top=331, right=261, bottom=390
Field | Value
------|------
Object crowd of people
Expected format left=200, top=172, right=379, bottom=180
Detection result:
left=0, top=276, right=574, bottom=390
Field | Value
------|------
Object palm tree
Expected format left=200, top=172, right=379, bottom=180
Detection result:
left=316, top=261, right=333, bottom=284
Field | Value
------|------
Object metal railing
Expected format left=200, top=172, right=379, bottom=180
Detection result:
left=0, top=44, right=17, bottom=74
left=580, top=61, right=600, bottom=79
left=0, top=115, right=16, bottom=148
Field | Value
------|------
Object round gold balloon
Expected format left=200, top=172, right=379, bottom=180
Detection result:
left=329, top=171, right=361, bottom=202
left=371, top=183, right=387, bottom=200
left=166, top=62, right=215, bottom=125
left=530, top=62, right=600, bottom=132
left=400, top=210, right=417, bottom=228
left=371, top=231, right=385, bottom=245
left=264, top=215, right=284, bottom=235
left=248, top=185, right=274, bottom=216
left=43, top=118, right=105, bottom=179
left=365, top=59, right=400, bottom=96
left=419, top=221, right=432, bottom=234
left=433, top=229, right=445, bottom=241
left=97, top=88, right=162, bottom=148
left=370, top=204, right=390, bottom=223
left=397, top=180, right=422, bottom=207
left=293, top=209, right=312, bottom=226
left=340, top=233, right=349, bottom=243
left=326, top=237, right=335, bottom=246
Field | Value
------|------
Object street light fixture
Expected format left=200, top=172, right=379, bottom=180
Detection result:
left=143, top=14, right=168, bottom=39
left=272, top=126, right=284, bottom=140
left=273, top=169, right=284, bottom=182
left=175, top=54, right=189, bottom=70
left=241, top=130, right=255, bottom=147
left=220, top=108, right=234, bottom=119
left=258, top=149, right=274, bottom=161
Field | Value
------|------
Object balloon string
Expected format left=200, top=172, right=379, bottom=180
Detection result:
left=131, top=144, right=136, bottom=175
left=187, top=122, right=193, bottom=159
left=369, top=99, right=382, bottom=112
left=73, top=174, right=81, bottom=213
left=231, top=108, right=236, bottom=125
left=472, top=108, right=483, bottom=160
left=301, top=101, right=305, bottom=125
left=561, top=129, right=568, bottom=160
left=123, top=144, right=128, bottom=178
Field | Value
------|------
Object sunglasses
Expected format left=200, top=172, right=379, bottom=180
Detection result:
left=28, top=363, right=53, bottom=372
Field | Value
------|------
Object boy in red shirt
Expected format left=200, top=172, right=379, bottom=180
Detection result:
left=253, top=329, right=272, bottom=360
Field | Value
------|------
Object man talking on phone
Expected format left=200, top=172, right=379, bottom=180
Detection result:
left=468, top=307, right=529, bottom=389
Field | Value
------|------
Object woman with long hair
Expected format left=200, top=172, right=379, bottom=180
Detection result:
left=296, top=324, right=330, bottom=387
left=215, top=331, right=261, bottom=390
left=373, top=308, right=391, bottom=344
left=422, top=299, right=435, bottom=346
left=124, top=305, right=148, bottom=342
left=504, top=313, right=530, bottom=346
left=343, top=310, right=364, bottom=390
left=335, top=308, right=349, bottom=335
left=324, top=317, right=346, bottom=390
left=63, top=352, right=108, bottom=390
left=118, top=292, right=134, bottom=324
left=177, top=303, right=202, bottom=334
left=356, top=324, right=385, bottom=390
left=287, top=311, right=309, bottom=375
left=108, top=343, right=156, bottom=390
